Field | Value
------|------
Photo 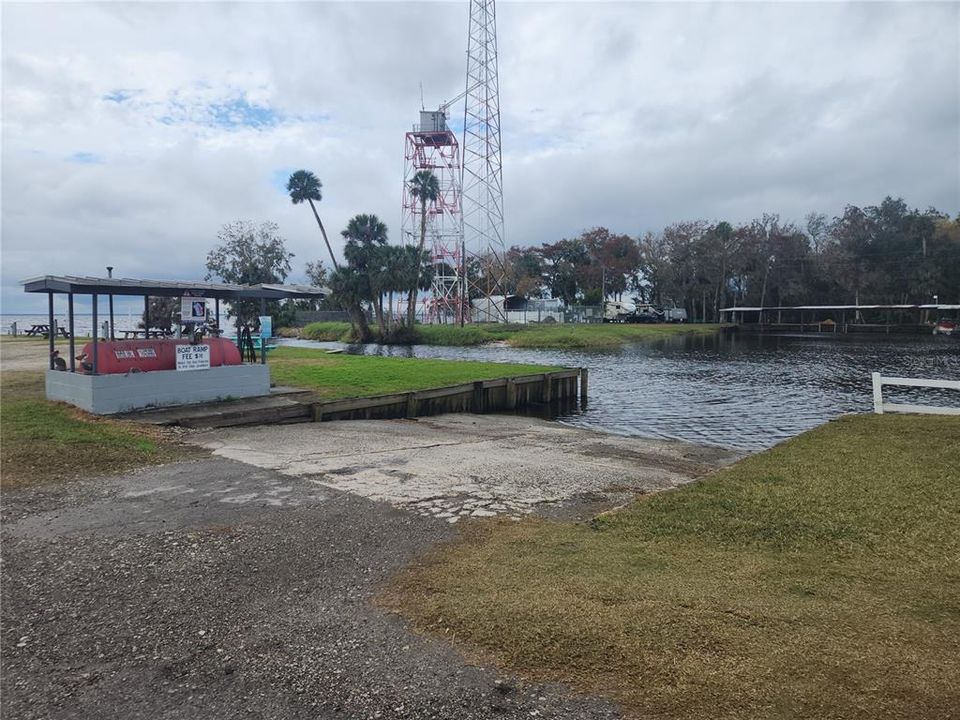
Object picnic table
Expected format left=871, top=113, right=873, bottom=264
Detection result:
left=120, top=329, right=174, bottom=339
left=25, top=324, right=71, bottom=339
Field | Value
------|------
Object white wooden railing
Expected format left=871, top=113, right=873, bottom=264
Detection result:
left=871, top=373, right=960, bottom=415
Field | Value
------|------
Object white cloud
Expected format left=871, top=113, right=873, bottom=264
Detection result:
left=2, top=1, right=957, bottom=311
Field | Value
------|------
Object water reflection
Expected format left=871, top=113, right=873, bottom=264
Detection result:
left=282, top=333, right=959, bottom=451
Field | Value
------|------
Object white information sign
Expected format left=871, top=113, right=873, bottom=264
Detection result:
left=181, top=297, right=208, bottom=323
left=176, top=344, right=210, bottom=371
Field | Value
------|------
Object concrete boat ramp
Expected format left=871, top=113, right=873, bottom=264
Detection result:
left=192, top=414, right=739, bottom=523
left=120, top=372, right=738, bottom=523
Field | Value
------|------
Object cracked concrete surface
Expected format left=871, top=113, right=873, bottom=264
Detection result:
left=194, top=414, right=739, bottom=522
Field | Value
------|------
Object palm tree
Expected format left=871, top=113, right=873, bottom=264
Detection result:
left=328, top=266, right=372, bottom=342
left=287, top=170, right=339, bottom=270
left=380, top=245, right=399, bottom=331
left=342, top=214, right=389, bottom=337
left=406, top=169, right=440, bottom=326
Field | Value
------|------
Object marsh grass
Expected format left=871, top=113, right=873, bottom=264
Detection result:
left=385, top=414, right=960, bottom=719
left=300, top=321, right=354, bottom=342
left=296, top=321, right=719, bottom=349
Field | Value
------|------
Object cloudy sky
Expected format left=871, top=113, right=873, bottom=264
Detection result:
left=2, top=1, right=958, bottom=312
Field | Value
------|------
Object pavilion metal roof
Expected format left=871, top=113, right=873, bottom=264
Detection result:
left=21, top=275, right=329, bottom=300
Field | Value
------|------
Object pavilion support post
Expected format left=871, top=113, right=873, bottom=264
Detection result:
left=91, top=294, right=99, bottom=374
left=215, top=298, right=220, bottom=332
left=109, top=294, right=115, bottom=340
left=47, top=292, right=55, bottom=369
left=68, top=293, right=76, bottom=372
left=144, top=296, right=150, bottom=332
left=259, top=297, right=267, bottom=365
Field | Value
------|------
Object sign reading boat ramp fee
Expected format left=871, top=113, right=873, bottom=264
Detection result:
left=176, top=344, right=210, bottom=371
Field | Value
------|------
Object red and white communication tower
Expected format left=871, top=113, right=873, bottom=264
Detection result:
left=401, top=110, right=464, bottom=324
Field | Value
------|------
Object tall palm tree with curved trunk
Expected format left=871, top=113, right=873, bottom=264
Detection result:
left=287, top=169, right=339, bottom=270
left=407, top=170, right=440, bottom=326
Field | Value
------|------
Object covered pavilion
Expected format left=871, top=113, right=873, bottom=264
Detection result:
left=21, top=275, right=327, bottom=414
left=22, top=275, right=327, bottom=372
left=719, top=303, right=960, bottom=334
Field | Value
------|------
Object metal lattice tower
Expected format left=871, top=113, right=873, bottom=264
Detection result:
left=401, top=110, right=465, bottom=324
left=461, top=0, right=507, bottom=317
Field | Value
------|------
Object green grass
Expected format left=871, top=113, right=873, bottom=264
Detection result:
left=385, top=414, right=960, bottom=719
left=1, top=371, right=175, bottom=489
left=295, top=321, right=720, bottom=349
left=269, top=346, right=558, bottom=399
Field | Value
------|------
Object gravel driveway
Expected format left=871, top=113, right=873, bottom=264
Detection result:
left=2, top=417, right=736, bottom=719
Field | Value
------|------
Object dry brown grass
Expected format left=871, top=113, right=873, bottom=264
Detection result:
left=384, top=414, right=960, bottom=719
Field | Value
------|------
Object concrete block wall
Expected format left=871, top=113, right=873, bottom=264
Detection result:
left=45, top=365, right=271, bottom=415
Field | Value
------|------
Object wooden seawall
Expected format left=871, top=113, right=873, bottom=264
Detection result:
left=123, top=368, right=589, bottom=429
left=312, top=368, right=587, bottom=422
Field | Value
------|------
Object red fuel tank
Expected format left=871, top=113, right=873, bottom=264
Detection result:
left=77, top=338, right=242, bottom=374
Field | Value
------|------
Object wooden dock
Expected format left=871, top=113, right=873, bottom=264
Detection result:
left=123, top=368, right=588, bottom=429
left=720, top=303, right=960, bottom=336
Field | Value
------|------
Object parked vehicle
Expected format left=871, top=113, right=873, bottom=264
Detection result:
left=662, top=306, right=688, bottom=323
left=601, top=300, right=688, bottom=324
left=933, top=319, right=956, bottom=336
left=631, top=304, right=665, bottom=323
left=602, top=300, right=634, bottom=323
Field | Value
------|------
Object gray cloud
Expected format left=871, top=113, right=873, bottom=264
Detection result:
left=2, top=1, right=957, bottom=311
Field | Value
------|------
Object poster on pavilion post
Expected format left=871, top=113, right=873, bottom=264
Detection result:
left=180, top=297, right=208, bottom=323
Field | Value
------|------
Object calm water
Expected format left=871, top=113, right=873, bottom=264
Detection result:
left=282, top=333, right=960, bottom=451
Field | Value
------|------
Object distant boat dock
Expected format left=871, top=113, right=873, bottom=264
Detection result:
left=720, top=303, right=960, bottom=335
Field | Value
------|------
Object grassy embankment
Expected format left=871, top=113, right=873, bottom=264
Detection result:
left=1, top=370, right=175, bottom=489
left=386, top=414, right=960, bottom=719
left=268, top=346, right=558, bottom=399
left=297, top=321, right=720, bottom=349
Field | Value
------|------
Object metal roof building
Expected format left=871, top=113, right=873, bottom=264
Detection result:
left=21, top=275, right=330, bottom=415
left=22, top=274, right=328, bottom=373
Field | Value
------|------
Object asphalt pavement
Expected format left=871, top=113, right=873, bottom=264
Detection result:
left=1, top=457, right=621, bottom=720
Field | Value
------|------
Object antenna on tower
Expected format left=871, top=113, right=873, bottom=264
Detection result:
left=419, top=81, right=424, bottom=111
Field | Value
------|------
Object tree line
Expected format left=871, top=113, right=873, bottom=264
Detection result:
left=196, top=187, right=958, bottom=338
left=501, top=196, right=960, bottom=321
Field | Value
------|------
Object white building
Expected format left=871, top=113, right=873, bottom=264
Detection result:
left=470, top=295, right=565, bottom=324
